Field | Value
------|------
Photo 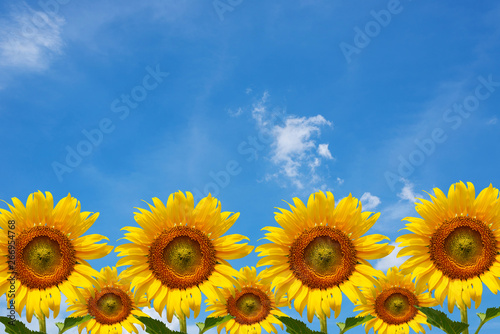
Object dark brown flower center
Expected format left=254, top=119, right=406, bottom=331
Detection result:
left=289, top=226, right=357, bottom=289
left=88, top=287, right=132, bottom=325
left=375, top=288, right=418, bottom=325
left=227, top=287, right=271, bottom=325
left=149, top=226, right=216, bottom=289
left=430, top=217, right=497, bottom=279
left=16, top=226, right=76, bottom=289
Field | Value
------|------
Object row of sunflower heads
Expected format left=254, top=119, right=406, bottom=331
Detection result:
left=1, top=182, right=499, bottom=334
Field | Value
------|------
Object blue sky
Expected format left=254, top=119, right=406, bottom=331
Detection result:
left=1, top=0, right=500, bottom=333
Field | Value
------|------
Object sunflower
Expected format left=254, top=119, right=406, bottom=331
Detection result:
left=206, top=267, right=287, bottom=334
left=115, top=191, right=254, bottom=322
left=256, top=191, right=394, bottom=322
left=0, top=191, right=113, bottom=323
left=354, top=267, right=437, bottom=334
left=66, top=266, right=149, bottom=334
left=397, top=181, right=500, bottom=312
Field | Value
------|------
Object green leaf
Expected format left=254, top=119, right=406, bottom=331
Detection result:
left=56, top=315, right=92, bottom=333
left=196, top=315, right=233, bottom=333
left=480, top=306, right=500, bottom=323
left=275, top=316, right=323, bottom=334
left=416, top=307, right=468, bottom=334
left=0, top=317, right=44, bottom=334
left=336, top=315, right=375, bottom=334
left=476, top=306, right=500, bottom=334
left=135, top=316, right=184, bottom=334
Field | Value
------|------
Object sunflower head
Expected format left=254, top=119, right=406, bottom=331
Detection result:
left=206, top=266, right=287, bottom=334
left=0, top=191, right=113, bottom=322
left=256, top=191, right=394, bottom=322
left=115, top=191, right=254, bottom=322
left=396, top=182, right=500, bottom=312
left=354, top=267, right=437, bottom=334
left=66, top=266, right=149, bottom=334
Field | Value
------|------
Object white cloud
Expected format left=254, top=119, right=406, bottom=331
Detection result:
left=336, top=177, right=344, bottom=185
left=251, top=91, right=271, bottom=128
left=0, top=4, right=65, bottom=71
left=271, top=115, right=331, bottom=177
left=317, top=143, right=333, bottom=159
left=375, top=242, right=409, bottom=272
left=245, top=87, right=253, bottom=94
left=398, top=179, right=418, bottom=203
left=250, top=92, right=334, bottom=190
left=360, top=192, right=381, bottom=210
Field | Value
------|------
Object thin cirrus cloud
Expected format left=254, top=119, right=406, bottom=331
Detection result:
left=251, top=91, right=334, bottom=190
left=0, top=3, right=65, bottom=72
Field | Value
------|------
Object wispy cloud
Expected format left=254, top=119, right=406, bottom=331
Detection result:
left=227, top=107, right=243, bottom=117
left=487, top=117, right=498, bottom=125
left=0, top=4, right=65, bottom=71
left=376, top=179, right=419, bottom=232
left=360, top=192, right=381, bottom=210
left=250, top=92, right=334, bottom=190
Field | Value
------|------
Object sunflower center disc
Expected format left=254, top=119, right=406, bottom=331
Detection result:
left=163, top=236, right=203, bottom=275
left=430, top=217, right=497, bottom=279
left=445, top=226, right=483, bottom=266
left=89, top=287, right=132, bottom=325
left=227, top=288, right=271, bottom=325
left=289, top=226, right=357, bottom=289
left=24, top=236, right=62, bottom=275
left=375, top=288, right=418, bottom=325
left=97, top=293, right=123, bottom=317
left=149, top=226, right=216, bottom=289
left=384, top=293, right=410, bottom=317
left=16, top=226, right=76, bottom=289
left=304, top=236, right=342, bottom=275
left=237, top=293, right=262, bottom=317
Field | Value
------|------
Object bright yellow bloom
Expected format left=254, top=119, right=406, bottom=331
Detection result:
left=206, top=267, right=287, bottom=334
left=355, top=267, right=437, bottom=334
left=0, top=191, right=113, bottom=322
left=397, top=181, right=500, bottom=312
left=256, top=191, right=394, bottom=322
left=116, top=191, right=254, bottom=322
left=66, top=266, right=149, bottom=334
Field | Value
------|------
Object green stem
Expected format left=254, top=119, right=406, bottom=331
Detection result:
left=38, top=314, right=46, bottom=333
left=474, top=321, right=485, bottom=334
left=179, top=313, right=187, bottom=333
left=320, top=316, right=327, bottom=334
left=460, top=307, right=469, bottom=334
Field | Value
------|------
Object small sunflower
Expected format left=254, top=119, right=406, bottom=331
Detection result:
left=256, top=191, right=394, bottom=322
left=354, top=267, right=437, bottom=334
left=206, top=267, right=287, bottom=334
left=115, top=191, right=254, bottom=322
left=397, top=181, right=500, bottom=312
left=0, top=191, right=113, bottom=322
left=66, top=266, right=149, bottom=334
